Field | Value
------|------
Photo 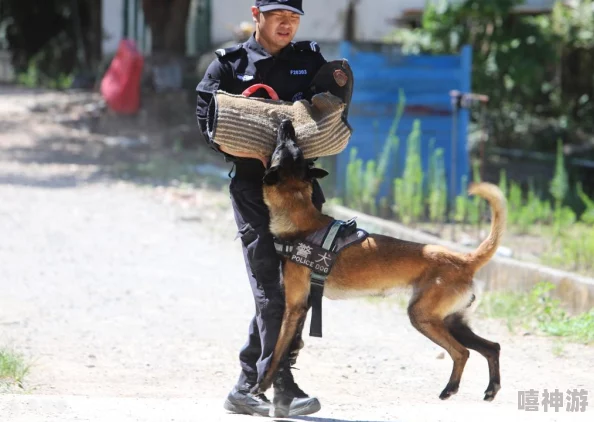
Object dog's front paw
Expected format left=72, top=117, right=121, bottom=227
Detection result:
left=289, top=349, right=300, bottom=366
left=288, top=339, right=304, bottom=366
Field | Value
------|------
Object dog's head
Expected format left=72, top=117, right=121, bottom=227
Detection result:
left=262, top=119, right=329, bottom=207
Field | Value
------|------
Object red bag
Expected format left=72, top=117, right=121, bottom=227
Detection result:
left=100, top=39, right=144, bottom=114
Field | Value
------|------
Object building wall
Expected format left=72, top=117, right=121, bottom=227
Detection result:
left=102, top=0, right=124, bottom=55
left=101, top=0, right=558, bottom=56
left=210, top=0, right=557, bottom=45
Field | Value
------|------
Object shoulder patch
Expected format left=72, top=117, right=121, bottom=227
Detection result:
left=293, top=41, right=321, bottom=54
left=215, top=44, right=243, bottom=58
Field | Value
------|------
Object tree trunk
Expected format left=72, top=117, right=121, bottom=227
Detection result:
left=87, top=0, right=102, bottom=67
left=141, top=0, right=191, bottom=57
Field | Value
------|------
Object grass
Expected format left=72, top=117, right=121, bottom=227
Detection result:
left=367, top=281, right=594, bottom=347
left=0, top=348, right=30, bottom=391
left=477, top=281, right=594, bottom=345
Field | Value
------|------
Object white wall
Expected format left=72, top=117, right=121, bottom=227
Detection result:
left=102, top=0, right=124, bottom=55
left=211, top=0, right=425, bottom=45
left=101, top=0, right=558, bottom=56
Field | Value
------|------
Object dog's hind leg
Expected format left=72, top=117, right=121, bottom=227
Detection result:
left=445, top=313, right=501, bottom=401
left=256, top=263, right=311, bottom=394
left=408, top=298, right=470, bottom=400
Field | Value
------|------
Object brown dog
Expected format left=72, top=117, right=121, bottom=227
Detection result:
left=258, top=119, right=507, bottom=417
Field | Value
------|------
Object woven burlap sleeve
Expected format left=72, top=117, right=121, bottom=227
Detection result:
left=207, top=91, right=352, bottom=159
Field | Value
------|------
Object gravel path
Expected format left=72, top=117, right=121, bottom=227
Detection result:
left=0, top=88, right=592, bottom=421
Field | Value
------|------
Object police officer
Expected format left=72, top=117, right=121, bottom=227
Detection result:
left=195, top=0, right=326, bottom=417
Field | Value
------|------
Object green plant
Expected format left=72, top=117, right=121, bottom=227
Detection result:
left=576, top=182, right=594, bottom=224
left=478, top=281, right=594, bottom=344
left=546, top=228, right=594, bottom=274
left=384, top=0, right=594, bottom=151
left=0, top=348, right=30, bottom=390
left=453, top=175, right=469, bottom=224
left=345, top=90, right=405, bottom=214
left=427, top=145, right=448, bottom=223
left=498, top=169, right=508, bottom=198
left=550, top=139, right=569, bottom=225
left=17, top=62, right=41, bottom=88
left=393, top=119, right=424, bottom=225
left=514, top=180, right=553, bottom=233
left=508, top=181, right=523, bottom=226
left=467, top=160, right=482, bottom=226
left=17, top=60, right=73, bottom=90
left=345, top=147, right=364, bottom=210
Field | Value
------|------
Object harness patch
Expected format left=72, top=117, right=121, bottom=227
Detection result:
left=274, top=218, right=369, bottom=338
left=290, top=241, right=337, bottom=275
left=237, top=74, right=254, bottom=82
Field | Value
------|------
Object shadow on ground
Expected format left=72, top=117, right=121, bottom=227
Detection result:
left=0, top=125, right=231, bottom=191
left=275, top=417, right=400, bottom=422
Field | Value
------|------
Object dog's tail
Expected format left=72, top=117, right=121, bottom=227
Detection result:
left=465, top=182, right=507, bottom=271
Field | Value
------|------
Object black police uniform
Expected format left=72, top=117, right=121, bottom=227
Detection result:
left=195, top=34, right=327, bottom=390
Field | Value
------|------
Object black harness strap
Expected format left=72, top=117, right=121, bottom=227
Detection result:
left=274, top=219, right=364, bottom=338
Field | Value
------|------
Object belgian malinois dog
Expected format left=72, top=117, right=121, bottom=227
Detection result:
left=258, top=119, right=506, bottom=417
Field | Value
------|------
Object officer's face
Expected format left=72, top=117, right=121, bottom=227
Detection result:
left=253, top=8, right=301, bottom=51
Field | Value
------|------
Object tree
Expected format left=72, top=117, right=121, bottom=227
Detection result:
left=141, top=0, right=191, bottom=57
left=2, top=0, right=102, bottom=85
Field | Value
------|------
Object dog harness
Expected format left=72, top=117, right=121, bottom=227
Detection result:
left=274, top=218, right=369, bottom=338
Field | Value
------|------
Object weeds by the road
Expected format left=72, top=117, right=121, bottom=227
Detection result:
left=0, top=348, right=30, bottom=391
left=375, top=281, right=594, bottom=346
left=477, top=281, right=594, bottom=345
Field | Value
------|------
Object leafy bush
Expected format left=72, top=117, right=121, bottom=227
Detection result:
left=479, top=281, right=594, bottom=344
left=393, top=120, right=424, bottom=225
left=344, top=91, right=405, bottom=214
left=386, top=0, right=594, bottom=151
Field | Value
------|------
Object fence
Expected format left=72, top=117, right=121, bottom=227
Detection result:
left=333, top=42, right=473, bottom=204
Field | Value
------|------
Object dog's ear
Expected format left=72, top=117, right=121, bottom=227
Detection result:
left=307, top=167, right=329, bottom=180
left=263, top=167, right=280, bottom=185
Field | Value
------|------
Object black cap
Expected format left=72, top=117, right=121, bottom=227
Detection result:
left=255, top=0, right=304, bottom=15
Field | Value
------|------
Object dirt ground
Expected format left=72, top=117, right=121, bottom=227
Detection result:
left=0, top=87, right=593, bottom=422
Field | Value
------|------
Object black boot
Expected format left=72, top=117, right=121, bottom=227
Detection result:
left=223, top=384, right=271, bottom=417
left=270, top=366, right=321, bottom=418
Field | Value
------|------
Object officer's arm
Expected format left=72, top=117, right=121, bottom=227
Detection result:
left=315, top=51, right=328, bottom=70
left=196, top=59, right=228, bottom=148
left=195, top=60, right=268, bottom=167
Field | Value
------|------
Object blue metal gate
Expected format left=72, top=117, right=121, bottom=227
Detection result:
left=335, top=42, right=472, bottom=202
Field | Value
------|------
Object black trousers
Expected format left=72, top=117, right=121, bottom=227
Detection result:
left=229, top=176, right=325, bottom=388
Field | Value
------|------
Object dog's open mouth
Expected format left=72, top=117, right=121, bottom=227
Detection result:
left=263, top=119, right=329, bottom=186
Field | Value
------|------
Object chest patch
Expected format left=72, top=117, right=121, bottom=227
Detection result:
left=237, top=74, right=254, bottom=82
left=290, top=69, right=308, bottom=76
left=290, top=242, right=337, bottom=275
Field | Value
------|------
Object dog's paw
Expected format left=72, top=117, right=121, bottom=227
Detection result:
left=289, top=350, right=300, bottom=366
left=484, top=382, right=501, bottom=402
left=439, top=383, right=459, bottom=400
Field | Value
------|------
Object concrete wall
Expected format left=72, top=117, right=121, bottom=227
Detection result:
left=328, top=204, right=594, bottom=314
